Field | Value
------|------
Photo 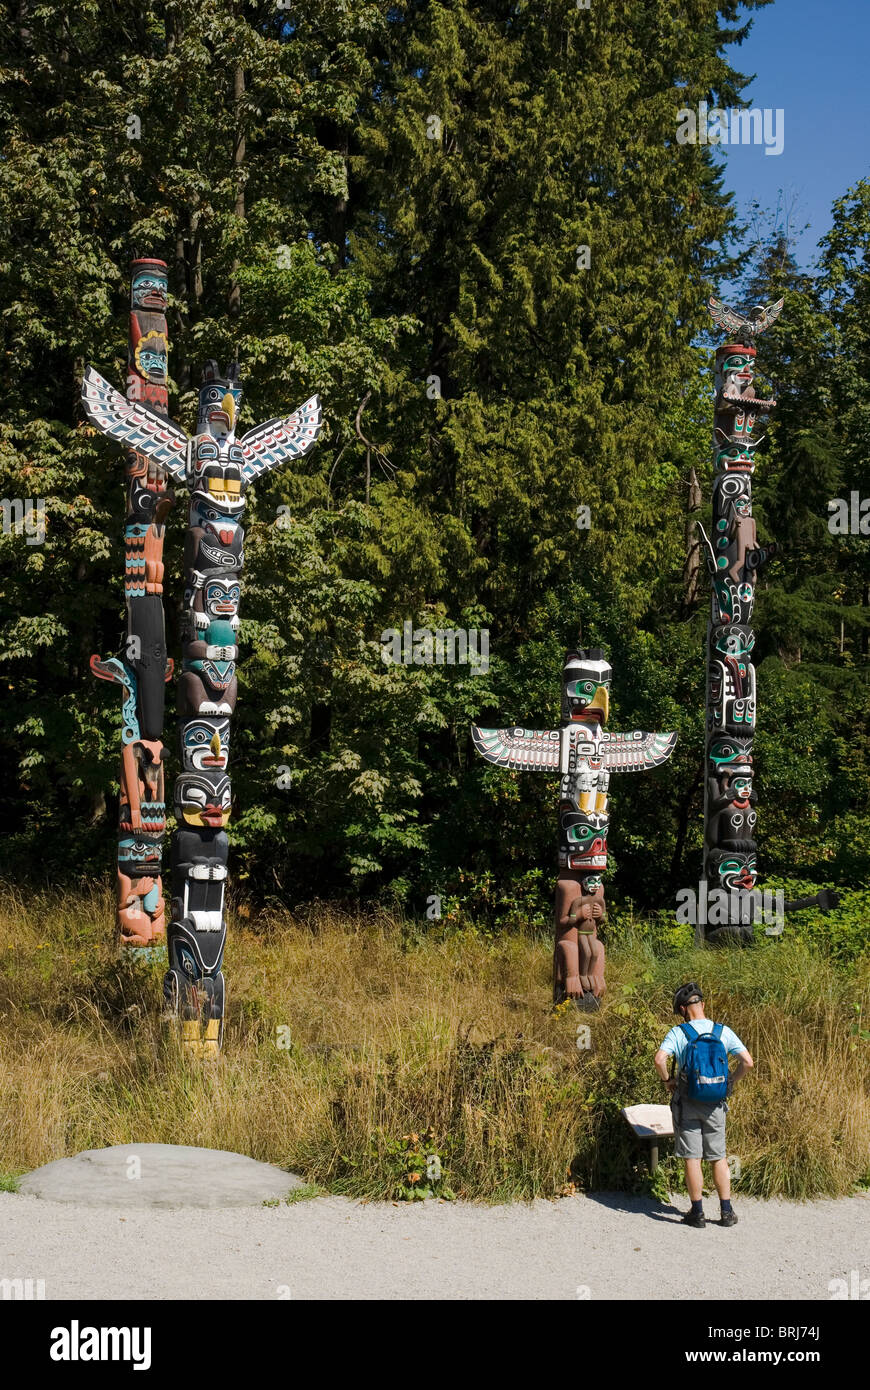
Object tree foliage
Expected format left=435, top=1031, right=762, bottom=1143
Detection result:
left=1, top=0, right=865, bottom=915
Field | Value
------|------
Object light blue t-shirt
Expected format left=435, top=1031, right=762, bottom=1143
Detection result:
left=659, top=1018, right=746, bottom=1066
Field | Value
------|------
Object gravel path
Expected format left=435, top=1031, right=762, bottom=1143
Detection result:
left=2, top=1189, right=867, bottom=1300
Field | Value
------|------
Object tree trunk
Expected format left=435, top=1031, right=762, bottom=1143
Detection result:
left=228, top=62, right=245, bottom=316
left=681, top=466, right=702, bottom=613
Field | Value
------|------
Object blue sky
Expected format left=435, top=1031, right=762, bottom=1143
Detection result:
left=715, top=0, right=868, bottom=282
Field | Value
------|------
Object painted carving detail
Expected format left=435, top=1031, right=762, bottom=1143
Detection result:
left=83, top=279, right=324, bottom=1053
left=700, top=295, right=782, bottom=943
left=472, top=648, right=677, bottom=1009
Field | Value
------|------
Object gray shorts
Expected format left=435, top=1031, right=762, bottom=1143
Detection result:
left=671, top=1092, right=728, bottom=1160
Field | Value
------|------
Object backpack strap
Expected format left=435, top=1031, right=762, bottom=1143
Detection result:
left=679, top=1022, right=697, bottom=1042
left=712, top=1023, right=724, bottom=1040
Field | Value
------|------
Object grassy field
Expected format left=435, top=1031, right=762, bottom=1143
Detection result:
left=1, top=882, right=868, bottom=1202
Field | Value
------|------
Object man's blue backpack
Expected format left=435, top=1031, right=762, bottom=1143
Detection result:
left=680, top=1022, right=729, bottom=1104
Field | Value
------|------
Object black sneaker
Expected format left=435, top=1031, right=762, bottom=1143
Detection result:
left=720, top=1208, right=738, bottom=1227
left=684, top=1209, right=706, bottom=1228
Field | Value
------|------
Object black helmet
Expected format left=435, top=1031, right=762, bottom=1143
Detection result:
left=673, top=982, right=704, bottom=1015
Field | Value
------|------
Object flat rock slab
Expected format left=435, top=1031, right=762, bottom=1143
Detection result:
left=19, top=1144, right=304, bottom=1209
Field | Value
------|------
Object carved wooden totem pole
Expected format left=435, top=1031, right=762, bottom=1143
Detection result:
left=84, top=266, right=323, bottom=1053
left=90, top=260, right=174, bottom=950
left=472, top=649, right=677, bottom=1009
left=698, top=296, right=781, bottom=944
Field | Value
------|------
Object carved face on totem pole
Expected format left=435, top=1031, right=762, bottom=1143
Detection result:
left=560, top=810, right=610, bottom=874
left=186, top=365, right=248, bottom=522
left=708, top=765, right=755, bottom=812
left=118, top=833, right=162, bottom=874
left=189, top=578, right=242, bottom=632
left=561, top=651, right=611, bottom=724
left=180, top=717, right=231, bottom=773
left=196, top=361, right=243, bottom=435
left=707, top=847, right=758, bottom=894
left=174, top=771, right=233, bottom=828
left=707, top=730, right=756, bottom=849
left=714, top=437, right=759, bottom=473
left=717, top=346, right=755, bottom=402
left=189, top=439, right=247, bottom=515
left=188, top=500, right=245, bottom=572
left=133, top=332, right=168, bottom=385
left=708, top=730, right=752, bottom=763
left=131, top=262, right=168, bottom=313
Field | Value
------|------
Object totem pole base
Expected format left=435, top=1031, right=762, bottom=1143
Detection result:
left=553, top=989, right=600, bottom=1013
left=179, top=1018, right=222, bottom=1059
left=160, top=1016, right=222, bottom=1060
left=163, top=961, right=226, bottom=1057
left=163, top=996, right=224, bottom=1059
left=129, top=945, right=167, bottom=965
left=704, top=924, right=754, bottom=948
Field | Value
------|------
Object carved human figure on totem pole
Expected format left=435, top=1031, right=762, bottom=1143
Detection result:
left=698, top=295, right=782, bottom=944
left=472, top=648, right=677, bottom=1009
left=83, top=294, right=323, bottom=1054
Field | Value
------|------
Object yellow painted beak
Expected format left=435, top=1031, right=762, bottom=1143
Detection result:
left=210, top=731, right=222, bottom=758
left=593, top=685, right=610, bottom=722
left=221, top=392, right=236, bottom=429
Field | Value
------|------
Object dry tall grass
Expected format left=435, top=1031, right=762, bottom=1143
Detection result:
left=1, top=882, right=867, bottom=1201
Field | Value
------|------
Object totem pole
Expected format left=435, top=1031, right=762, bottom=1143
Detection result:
left=472, top=649, right=677, bottom=1009
left=90, top=260, right=174, bottom=950
left=698, top=296, right=782, bottom=944
left=83, top=302, right=323, bottom=1054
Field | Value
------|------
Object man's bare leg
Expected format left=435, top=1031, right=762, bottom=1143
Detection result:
left=711, top=1157, right=730, bottom=1200
left=684, top=1158, right=703, bottom=1202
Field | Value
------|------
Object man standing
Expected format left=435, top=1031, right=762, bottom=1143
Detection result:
left=654, top=982, right=754, bottom=1228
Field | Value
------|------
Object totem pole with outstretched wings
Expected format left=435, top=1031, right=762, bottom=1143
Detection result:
left=472, top=649, right=677, bottom=1010
left=84, top=291, right=323, bottom=1055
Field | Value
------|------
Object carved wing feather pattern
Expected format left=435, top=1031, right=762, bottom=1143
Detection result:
left=81, top=367, right=189, bottom=482
left=707, top=296, right=748, bottom=338
left=239, top=395, right=323, bottom=481
left=471, top=726, right=561, bottom=771
left=752, top=297, right=785, bottom=334
left=707, top=295, right=785, bottom=340
left=600, top=729, right=678, bottom=771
